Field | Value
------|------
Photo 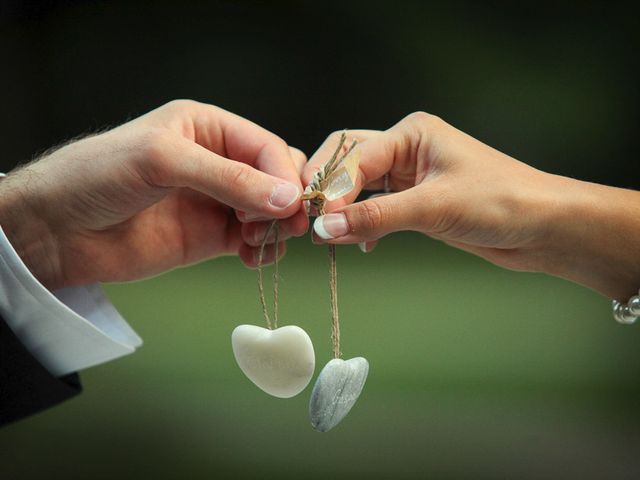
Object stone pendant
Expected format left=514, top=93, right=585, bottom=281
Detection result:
left=309, top=357, right=369, bottom=432
left=232, top=325, right=315, bottom=398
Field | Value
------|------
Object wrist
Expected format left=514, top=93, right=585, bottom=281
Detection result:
left=538, top=174, right=640, bottom=300
left=0, top=172, right=64, bottom=290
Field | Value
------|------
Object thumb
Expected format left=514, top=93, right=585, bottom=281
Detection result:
left=145, top=137, right=302, bottom=218
left=312, top=188, right=429, bottom=243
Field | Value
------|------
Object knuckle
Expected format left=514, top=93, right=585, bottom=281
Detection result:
left=400, top=112, right=445, bottom=160
left=274, top=136, right=289, bottom=152
left=162, top=99, right=199, bottom=113
left=133, top=128, right=172, bottom=184
left=329, top=130, right=345, bottom=142
left=138, top=127, right=168, bottom=159
left=219, top=162, right=253, bottom=190
left=355, top=201, right=385, bottom=233
left=289, top=146, right=305, bottom=159
left=289, top=147, right=308, bottom=173
left=406, top=111, right=442, bottom=127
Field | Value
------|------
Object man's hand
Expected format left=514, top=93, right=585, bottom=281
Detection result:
left=0, top=100, right=308, bottom=289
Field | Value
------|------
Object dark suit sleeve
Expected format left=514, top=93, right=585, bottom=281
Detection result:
left=0, top=314, right=82, bottom=426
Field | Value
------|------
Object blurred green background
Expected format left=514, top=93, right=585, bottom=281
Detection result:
left=1, top=1, right=639, bottom=479
left=4, top=236, right=640, bottom=479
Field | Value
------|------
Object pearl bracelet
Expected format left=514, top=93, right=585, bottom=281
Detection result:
left=612, top=292, right=640, bottom=324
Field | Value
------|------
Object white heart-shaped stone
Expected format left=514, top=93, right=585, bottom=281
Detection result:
left=231, top=325, right=315, bottom=398
left=309, top=357, right=369, bottom=432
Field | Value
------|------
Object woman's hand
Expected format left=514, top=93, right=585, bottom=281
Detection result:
left=0, top=100, right=308, bottom=289
left=303, top=112, right=640, bottom=300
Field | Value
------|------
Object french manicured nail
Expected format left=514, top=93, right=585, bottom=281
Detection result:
left=313, top=213, right=349, bottom=240
left=359, top=242, right=368, bottom=253
left=269, top=183, right=300, bottom=209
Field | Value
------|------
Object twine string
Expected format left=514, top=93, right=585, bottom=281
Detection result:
left=328, top=236, right=341, bottom=358
left=317, top=204, right=341, bottom=359
left=257, top=219, right=279, bottom=330
left=273, top=222, right=279, bottom=329
left=300, top=132, right=358, bottom=358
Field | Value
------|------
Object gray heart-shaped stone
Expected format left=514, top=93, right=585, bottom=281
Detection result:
left=309, top=357, right=369, bottom=432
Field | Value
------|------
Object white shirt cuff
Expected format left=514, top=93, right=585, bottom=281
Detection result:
left=0, top=224, right=142, bottom=377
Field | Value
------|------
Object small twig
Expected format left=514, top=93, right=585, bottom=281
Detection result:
left=323, top=131, right=348, bottom=177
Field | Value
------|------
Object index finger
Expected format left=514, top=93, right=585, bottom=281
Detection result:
left=154, top=100, right=303, bottom=190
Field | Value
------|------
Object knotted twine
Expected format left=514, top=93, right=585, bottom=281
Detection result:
left=256, top=133, right=358, bottom=356
left=302, top=132, right=358, bottom=359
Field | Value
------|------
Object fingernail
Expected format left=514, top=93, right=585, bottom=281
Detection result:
left=313, top=213, right=349, bottom=240
left=359, top=241, right=377, bottom=253
left=269, top=183, right=300, bottom=209
left=237, top=210, right=269, bottom=222
left=254, top=227, right=275, bottom=245
left=253, top=244, right=275, bottom=265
